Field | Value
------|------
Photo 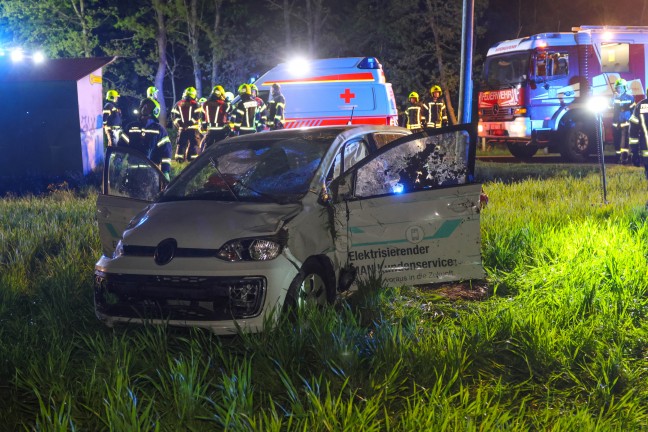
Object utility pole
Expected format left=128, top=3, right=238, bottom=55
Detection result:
left=458, top=0, right=474, bottom=124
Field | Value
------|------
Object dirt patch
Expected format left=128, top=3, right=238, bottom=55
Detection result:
left=416, top=280, right=491, bottom=301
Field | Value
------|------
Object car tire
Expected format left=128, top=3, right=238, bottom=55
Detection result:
left=283, top=259, right=334, bottom=316
left=506, top=142, right=538, bottom=160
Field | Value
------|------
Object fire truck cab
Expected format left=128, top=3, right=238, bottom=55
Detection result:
left=250, top=57, right=399, bottom=128
left=478, top=26, right=648, bottom=161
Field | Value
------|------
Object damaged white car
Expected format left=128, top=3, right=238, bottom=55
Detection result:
left=94, top=125, right=485, bottom=334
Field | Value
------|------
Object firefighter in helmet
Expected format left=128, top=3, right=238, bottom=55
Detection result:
left=267, top=83, right=286, bottom=130
left=425, top=85, right=448, bottom=129
left=171, top=86, right=202, bottom=162
left=118, top=98, right=172, bottom=181
left=611, top=78, right=636, bottom=164
left=405, top=91, right=427, bottom=133
left=250, top=83, right=267, bottom=131
left=103, top=90, right=122, bottom=147
left=231, top=84, right=258, bottom=136
left=201, top=85, right=230, bottom=150
left=629, top=95, right=648, bottom=179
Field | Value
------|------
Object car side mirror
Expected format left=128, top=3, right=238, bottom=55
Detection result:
left=318, top=183, right=332, bottom=206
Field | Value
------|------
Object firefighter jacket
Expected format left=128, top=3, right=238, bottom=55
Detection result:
left=118, top=118, right=173, bottom=174
left=202, top=96, right=229, bottom=130
left=612, top=92, right=635, bottom=128
left=102, top=101, right=122, bottom=129
left=405, top=102, right=427, bottom=131
left=255, top=96, right=267, bottom=130
left=232, top=95, right=258, bottom=133
left=171, top=98, right=202, bottom=130
left=424, top=98, right=448, bottom=128
left=267, top=93, right=286, bottom=129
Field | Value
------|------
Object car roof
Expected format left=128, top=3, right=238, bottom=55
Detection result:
left=220, top=125, right=409, bottom=144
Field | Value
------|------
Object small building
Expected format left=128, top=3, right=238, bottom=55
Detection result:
left=0, top=56, right=115, bottom=180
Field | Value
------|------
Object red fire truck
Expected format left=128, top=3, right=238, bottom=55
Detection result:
left=478, top=26, right=648, bottom=161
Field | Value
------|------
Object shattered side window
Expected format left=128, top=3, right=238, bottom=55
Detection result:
left=107, top=150, right=162, bottom=201
left=354, top=131, right=469, bottom=198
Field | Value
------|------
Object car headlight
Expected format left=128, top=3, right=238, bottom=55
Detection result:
left=113, top=240, right=125, bottom=259
left=217, top=238, right=283, bottom=262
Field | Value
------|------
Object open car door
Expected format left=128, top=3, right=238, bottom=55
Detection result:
left=96, top=147, right=169, bottom=257
left=331, top=124, right=485, bottom=287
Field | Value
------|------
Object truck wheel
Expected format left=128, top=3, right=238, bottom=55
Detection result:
left=507, top=143, right=538, bottom=160
left=561, top=121, right=593, bottom=162
left=283, top=259, right=334, bottom=316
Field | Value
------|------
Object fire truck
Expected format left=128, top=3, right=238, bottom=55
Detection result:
left=478, top=26, right=648, bottom=161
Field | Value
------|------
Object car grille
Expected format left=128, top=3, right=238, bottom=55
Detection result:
left=480, top=107, right=514, bottom=122
left=94, top=272, right=266, bottom=321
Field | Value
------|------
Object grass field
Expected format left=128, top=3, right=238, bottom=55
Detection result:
left=0, top=163, right=647, bottom=430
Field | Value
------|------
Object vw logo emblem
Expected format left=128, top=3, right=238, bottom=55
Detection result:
left=154, top=238, right=177, bottom=266
left=492, top=103, right=499, bottom=114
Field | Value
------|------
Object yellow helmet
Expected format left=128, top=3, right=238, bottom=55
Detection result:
left=238, top=83, right=251, bottom=95
left=183, top=86, right=197, bottom=99
left=408, top=91, right=419, bottom=101
left=106, top=90, right=120, bottom=102
left=212, top=85, right=225, bottom=98
left=146, top=86, right=159, bottom=99
left=430, top=85, right=442, bottom=95
left=614, top=78, right=627, bottom=88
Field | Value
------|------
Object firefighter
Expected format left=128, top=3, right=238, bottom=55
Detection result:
left=425, top=85, right=448, bottom=129
left=171, top=86, right=202, bottom=162
left=405, top=91, right=427, bottom=133
left=118, top=98, right=172, bottom=181
left=629, top=96, right=648, bottom=179
left=250, top=84, right=267, bottom=131
left=231, top=84, right=258, bottom=136
left=266, top=83, right=286, bottom=130
left=611, top=78, right=635, bottom=164
left=103, top=90, right=122, bottom=147
left=201, top=85, right=230, bottom=150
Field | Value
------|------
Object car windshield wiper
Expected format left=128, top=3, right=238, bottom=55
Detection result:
left=209, top=157, right=239, bottom=201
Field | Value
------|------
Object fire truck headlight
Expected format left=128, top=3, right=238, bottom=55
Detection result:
left=513, top=108, right=527, bottom=116
left=478, top=124, right=484, bottom=133
left=587, top=96, right=609, bottom=113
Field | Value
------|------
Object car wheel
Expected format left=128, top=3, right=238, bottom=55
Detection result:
left=506, top=142, right=538, bottom=160
left=283, top=259, right=333, bottom=314
left=561, top=120, right=593, bottom=162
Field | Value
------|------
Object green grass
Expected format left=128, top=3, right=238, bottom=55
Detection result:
left=1, top=164, right=648, bottom=430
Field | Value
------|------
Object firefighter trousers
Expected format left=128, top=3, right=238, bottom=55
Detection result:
left=201, top=129, right=229, bottom=151
left=175, top=129, right=201, bottom=162
left=613, top=125, right=630, bottom=163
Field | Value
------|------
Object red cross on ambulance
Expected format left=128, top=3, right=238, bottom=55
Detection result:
left=340, top=88, right=356, bottom=104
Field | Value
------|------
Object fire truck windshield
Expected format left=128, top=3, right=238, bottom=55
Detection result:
left=482, top=53, right=530, bottom=89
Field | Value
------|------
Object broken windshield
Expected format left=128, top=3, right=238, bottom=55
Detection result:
left=482, top=53, right=530, bottom=89
left=159, top=136, right=331, bottom=203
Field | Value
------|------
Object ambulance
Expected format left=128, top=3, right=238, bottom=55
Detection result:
left=478, top=26, right=648, bottom=161
left=250, top=57, right=399, bottom=128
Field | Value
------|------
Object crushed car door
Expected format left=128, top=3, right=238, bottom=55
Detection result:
left=96, top=147, right=168, bottom=257
left=331, top=125, right=485, bottom=287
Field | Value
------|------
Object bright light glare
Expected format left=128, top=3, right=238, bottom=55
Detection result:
left=392, top=183, right=404, bottom=194
left=602, top=31, right=613, bottom=41
left=11, top=48, right=24, bottom=62
left=32, top=51, right=45, bottom=64
left=287, top=57, right=310, bottom=76
left=587, top=96, right=609, bottom=113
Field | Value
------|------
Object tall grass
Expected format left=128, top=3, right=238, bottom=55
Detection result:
left=1, top=164, right=647, bottom=430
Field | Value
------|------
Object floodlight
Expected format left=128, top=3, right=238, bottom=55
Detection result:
left=11, top=48, right=24, bottom=62
left=32, top=51, right=45, bottom=64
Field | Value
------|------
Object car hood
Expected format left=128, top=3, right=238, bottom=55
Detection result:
left=122, top=200, right=302, bottom=248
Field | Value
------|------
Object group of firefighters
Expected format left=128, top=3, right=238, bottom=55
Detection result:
left=402, top=84, right=449, bottom=132
left=103, top=77, right=648, bottom=183
left=102, top=82, right=286, bottom=180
